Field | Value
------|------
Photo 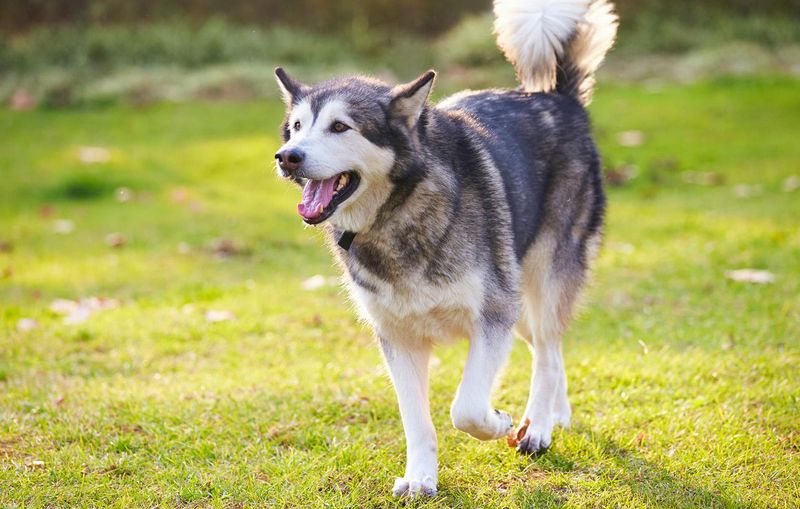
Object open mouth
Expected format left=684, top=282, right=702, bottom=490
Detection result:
left=297, top=171, right=360, bottom=224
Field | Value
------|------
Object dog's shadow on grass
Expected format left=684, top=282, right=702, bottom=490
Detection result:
left=502, top=425, right=740, bottom=508
left=441, top=425, right=742, bottom=507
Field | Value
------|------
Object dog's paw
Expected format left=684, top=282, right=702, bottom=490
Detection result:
left=451, top=407, right=514, bottom=440
left=392, top=476, right=437, bottom=498
left=553, top=410, right=571, bottom=429
left=493, top=409, right=515, bottom=438
left=516, top=421, right=554, bottom=455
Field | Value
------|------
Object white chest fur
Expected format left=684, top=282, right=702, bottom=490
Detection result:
left=346, top=265, right=485, bottom=344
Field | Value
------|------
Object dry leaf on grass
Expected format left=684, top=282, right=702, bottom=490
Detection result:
left=25, top=459, right=46, bottom=469
left=682, top=171, right=724, bottom=186
left=604, top=164, right=637, bottom=186
left=77, top=146, right=111, bottom=164
left=169, top=187, right=189, bottom=203
left=301, top=275, right=327, bottom=291
left=38, top=204, right=55, bottom=218
left=10, top=89, right=36, bottom=111
left=782, top=175, right=800, bottom=193
left=105, top=232, right=126, bottom=248
left=17, top=318, right=39, bottom=331
left=204, top=310, right=235, bottom=323
left=725, top=269, right=775, bottom=284
left=301, top=275, right=338, bottom=291
left=114, top=187, right=134, bottom=202
left=733, top=184, right=763, bottom=198
left=506, top=418, right=531, bottom=448
left=50, top=297, right=120, bottom=324
left=616, top=130, right=645, bottom=147
left=53, top=219, right=75, bottom=234
left=208, top=238, right=241, bottom=258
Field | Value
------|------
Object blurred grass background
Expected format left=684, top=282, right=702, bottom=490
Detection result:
left=1, top=0, right=800, bottom=107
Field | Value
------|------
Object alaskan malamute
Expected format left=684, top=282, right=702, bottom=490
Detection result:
left=274, top=0, right=617, bottom=497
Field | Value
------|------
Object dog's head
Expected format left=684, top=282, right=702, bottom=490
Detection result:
left=274, top=68, right=435, bottom=232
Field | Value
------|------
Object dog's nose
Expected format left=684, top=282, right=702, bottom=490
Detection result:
left=275, top=148, right=305, bottom=173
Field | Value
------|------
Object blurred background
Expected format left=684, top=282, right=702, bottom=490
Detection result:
left=2, top=0, right=799, bottom=106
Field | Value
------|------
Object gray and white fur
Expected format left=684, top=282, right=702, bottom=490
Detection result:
left=273, top=0, right=617, bottom=497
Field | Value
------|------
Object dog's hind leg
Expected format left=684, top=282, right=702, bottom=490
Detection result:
left=518, top=286, right=570, bottom=454
left=450, top=321, right=515, bottom=441
left=379, top=337, right=438, bottom=497
left=516, top=236, right=583, bottom=454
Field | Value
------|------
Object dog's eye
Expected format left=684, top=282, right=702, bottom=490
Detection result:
left=331, top=121, right=350, bottom=133
left=293, top=121, right=301, bottom=131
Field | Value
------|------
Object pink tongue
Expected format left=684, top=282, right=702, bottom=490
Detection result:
left=298, top=176, right=338, bottom=220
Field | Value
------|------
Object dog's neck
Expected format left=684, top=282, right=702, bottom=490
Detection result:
left=331, top=165, right=457, bottom=281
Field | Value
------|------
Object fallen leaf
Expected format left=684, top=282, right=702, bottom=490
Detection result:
left=25, top=459, right=45, bottom=469
left=604, top=164, right=637, bottom=186
left=507, top=418, right=531, bottom=448
left=301, top=275, right=327, bottom=291
left=209, top=238, right=240, bottom=257
left=105, top=232, right=126, bottom=248
left=38, top=204, right=56, bottom=218
left=782, top=175, right=800, bottom=193
left=53, top=219, right=75, bottom=234
left=733, top=184, right=763, bottom=198
left=189, top=201, right=205, bottom=213
left=10, top=89, right=36, bottom=111
left=64, top=306, right=91, bottom=325
left=617, top=130, right=645, bottom=147
left=681, top=171, right=724, bottom=186
left=205, top=310, right=235, bottom=323
left=636, top=431, right=647, bottom=446
left=50, top=297, right=119, bottom=325
left=0, top=240, right=12, bottom=252
left=50, top=299, right=78, bottom=314
left=170, top=187, right=189, bottom=203
left=77, top=146, right=110, bottom=164
left=114, top=187, right=134, bottom=202
left=725, top=269, right=775, bottom=284
left=17, top=318, right=38, bottom=331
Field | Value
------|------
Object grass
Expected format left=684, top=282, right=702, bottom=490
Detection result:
left=1, top=76, right=799, bottom=507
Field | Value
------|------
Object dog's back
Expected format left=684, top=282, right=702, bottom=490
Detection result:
left=439, top=89, right=602, bottom=262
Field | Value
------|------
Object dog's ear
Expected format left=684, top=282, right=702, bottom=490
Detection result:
left=274, top=67, right=308, bottom=105
left=389, top=70, right=436, bottom=128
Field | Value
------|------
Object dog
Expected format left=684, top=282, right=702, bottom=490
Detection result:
left=273, top=0, right=617, bottom=497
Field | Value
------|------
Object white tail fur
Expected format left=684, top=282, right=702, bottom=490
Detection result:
left=493, top=0, right=618, bottom=104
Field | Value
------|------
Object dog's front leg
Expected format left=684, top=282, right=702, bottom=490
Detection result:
left=379, top=337, right=438, bottom=497
left=450, top=323, right=515, bottom=440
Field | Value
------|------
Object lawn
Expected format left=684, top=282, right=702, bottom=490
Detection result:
left=1, top=76, right=798, bottom=508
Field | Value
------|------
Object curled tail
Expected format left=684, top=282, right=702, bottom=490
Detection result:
left=493, top=0, right=618, bottom=104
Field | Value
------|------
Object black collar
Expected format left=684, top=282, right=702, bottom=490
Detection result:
left=337, top=230, right=356, bottom=251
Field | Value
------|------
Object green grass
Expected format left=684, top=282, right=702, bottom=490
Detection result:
left=1, top=76, right=799, bottom=507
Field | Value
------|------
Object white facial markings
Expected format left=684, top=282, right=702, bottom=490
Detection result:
left=287, top=101, right=313, bottom=141
left=277, top=97, right=397, bottom=231
left=280, top=99, right=394, bottom=181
